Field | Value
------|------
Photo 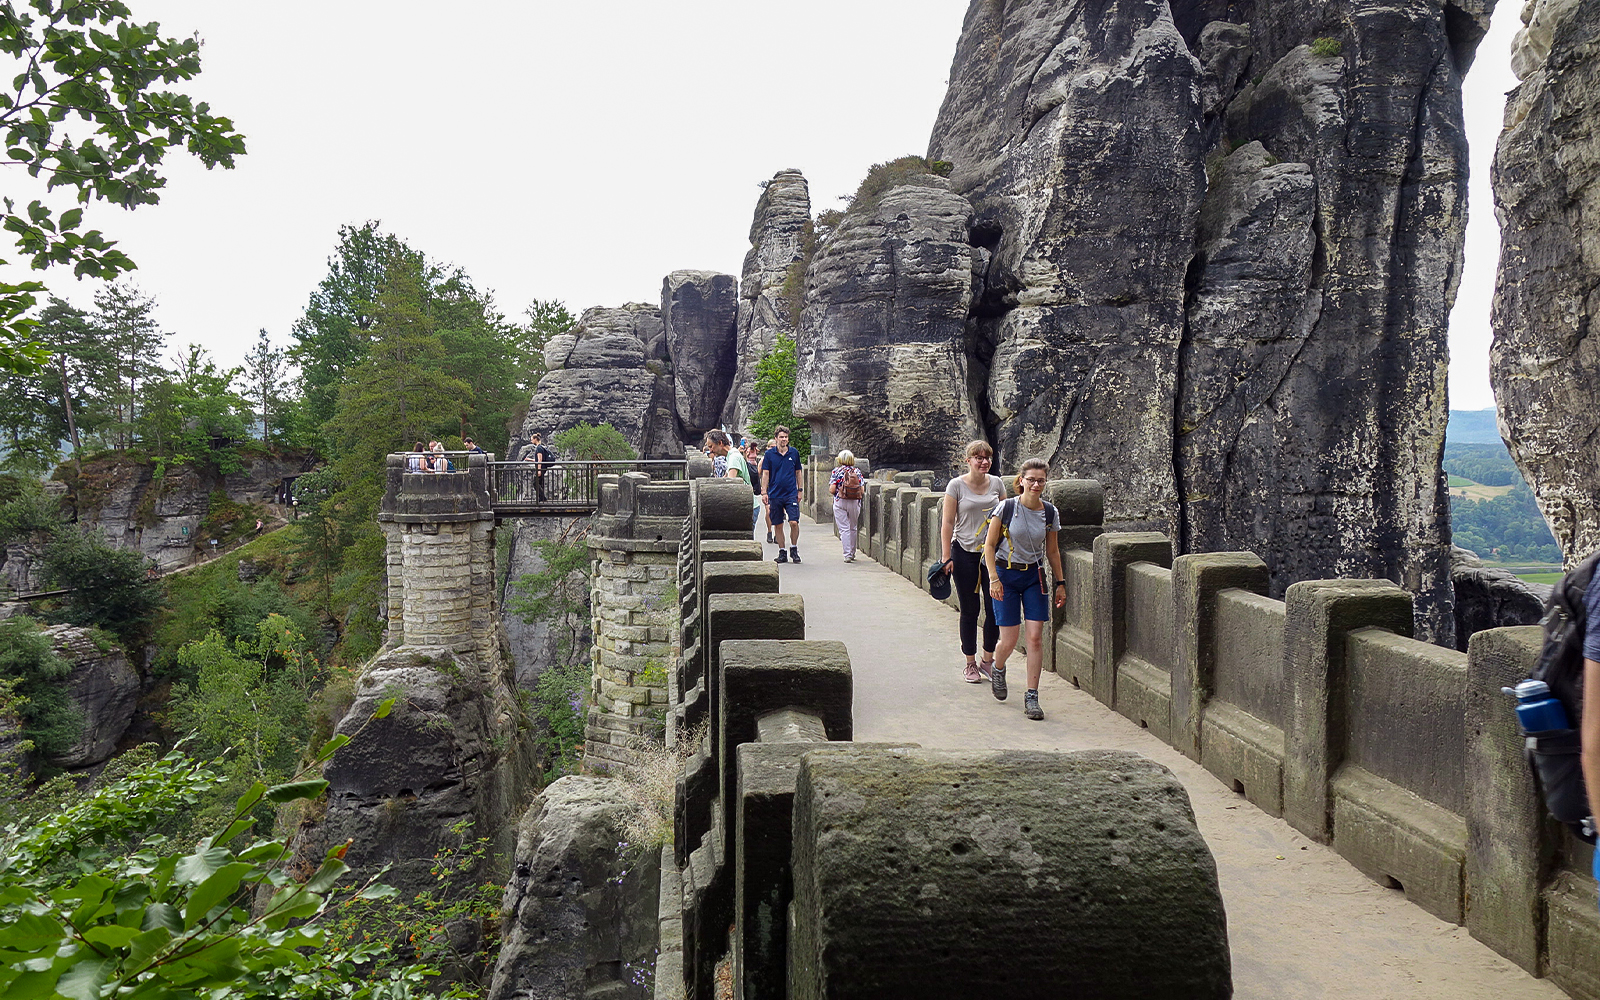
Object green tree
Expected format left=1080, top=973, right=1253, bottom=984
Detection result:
left=0, top=0, right=245, bottom=375
left=748, top=332, right=809, bottom=456
left=137, top=344, right=250, bottom=473
left=243, top=327, right=286, bottom=444
left=511, top=298, right=574, bottom=397
left=552, top=421, right=637, bottom=462
left=166, top=617, right=320, bottom=827
left=0, top=297, right=113, bottom=472
left=93, top=282, right=168, bottom=450
left=42, top=524, right=163, bottom=645
left=291, top=221, right=424, bottom=432
left=0, top=471, right=61, bottom=546
left=0, top=614, right=80, bottom=764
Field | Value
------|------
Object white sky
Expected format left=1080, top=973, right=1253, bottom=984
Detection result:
left=19, top=0, right=1518, bottom=411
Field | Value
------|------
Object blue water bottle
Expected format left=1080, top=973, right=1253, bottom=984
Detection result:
left=1503, top=679, right=1571, bottom=734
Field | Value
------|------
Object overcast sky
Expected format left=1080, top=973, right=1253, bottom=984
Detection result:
left=22, top=0, right=1518, bottom=411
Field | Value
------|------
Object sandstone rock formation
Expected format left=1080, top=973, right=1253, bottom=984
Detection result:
left=515, top=304, right=678, bottom=461
left=792, top=174, right=985, bottom=468
left=662, top=270, right=739, bottom=440
left=488, top=776, right=660, bottom=1000
left=875, top=0, right=1496, bottom=639
left=500, top=515, right=590, bottom=690
left=1491, top=0, right=1600, bottom=566
left=1451, top=546, right=1548, bottom=651
left=68, top=452, right=310, bottom=571
left=288, top=460, right=534, bottom=896
left=724, top=169, right=812, bottom=431
left=44, top=623, right=137, bottom=772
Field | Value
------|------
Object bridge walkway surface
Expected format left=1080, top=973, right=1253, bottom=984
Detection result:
left=779, top=515, right=1567, bottom=1000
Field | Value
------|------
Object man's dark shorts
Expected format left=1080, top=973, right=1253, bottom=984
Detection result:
left=769, top=497, right=800, bottom=524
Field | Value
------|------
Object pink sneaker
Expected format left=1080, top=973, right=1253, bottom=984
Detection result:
left=978, top=659, right=994, bottom=681
left=963, top=661, right=982, bottom=683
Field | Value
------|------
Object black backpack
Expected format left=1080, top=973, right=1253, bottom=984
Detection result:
left=1526, top=550, right=1600, bottom=840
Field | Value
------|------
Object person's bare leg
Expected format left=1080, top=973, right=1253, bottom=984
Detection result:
left=788, top=519, right=800, bottom=546
left=1025, top=619, right=1045, bottom=689
left=994, top=624, right=1020, bottom=671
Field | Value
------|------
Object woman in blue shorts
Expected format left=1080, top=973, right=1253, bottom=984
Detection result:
left=982, top=457, right=1067, bottom=721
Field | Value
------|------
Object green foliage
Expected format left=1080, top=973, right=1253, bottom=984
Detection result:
left=0, top=712, right=466, bottom=1000
left=1310, top=36, right=1343, bottom=57
left=136, top=345, right=252, bottom=473
left=511, top=299, right=575, bottom=397
left=845, top=155, right=952, bottom=214
left=0, top=615, right=81, bottom=764
left=0, top=0, right=245, bottom=375
left=42, top=525, right=164, bottom=646
left=165, top=617, right=321, bottom=830
left=1443, top=442, right=1521, bottom=488
left=322, top=819, right=504, bottom=993
left=154, top=569, right=317, bottom=682
left=552, top=421, right=638, bottom=462
left=0, top=473, right=61, bottom=546
left=1451, top=482, right=1561, bottom=563
left=747, top=333, right=810, bottom=456
left=530, top=661, right=588, bottom=782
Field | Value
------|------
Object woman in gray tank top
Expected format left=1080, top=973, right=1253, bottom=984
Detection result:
left=939, top=440, right=1007, bottom=684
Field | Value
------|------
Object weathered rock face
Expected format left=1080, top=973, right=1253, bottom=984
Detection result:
left=500, top=515, right=590, bottom=690
left=793, top=177, right=985, bottom=468
left=516, top=304, right=679, bottom=460
left=724, top=169, right=812, bottom=431
left=662, top=270, right=739, bottom=439
left=905, top=0, right=1490, bottom=640
left=69, top=452, right=310, bottom=571
left=1451, top=546, right=1549, bottom=652
left=488, top=776, right=660, bottom=1000
left=1491, top=0, right=1600, bottom=566
left=929, top=0, right=1207, bottom=522
left=43, top=623, right=137, bottom=772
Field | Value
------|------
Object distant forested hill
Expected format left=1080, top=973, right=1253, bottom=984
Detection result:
left=1443, top=410, right=1559, bottom=562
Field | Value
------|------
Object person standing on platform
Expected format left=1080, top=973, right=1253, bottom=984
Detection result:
left=760, top=426, right=805, bottom=564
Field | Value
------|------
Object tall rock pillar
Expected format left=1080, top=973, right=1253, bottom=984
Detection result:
left=1491, top=0, right=1600, bottom=565
left=724, top=169, right=811, bottom=432
left=289, top=454, right=534, bottom=895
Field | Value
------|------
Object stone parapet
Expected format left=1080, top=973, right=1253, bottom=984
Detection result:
left=838, top=457, right=1596, bottom=988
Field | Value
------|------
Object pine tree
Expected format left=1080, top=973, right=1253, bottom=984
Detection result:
left=92, top=284, right=169, bottom=451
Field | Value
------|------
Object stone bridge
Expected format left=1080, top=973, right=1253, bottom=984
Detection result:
left=376, top=453, right=1596, bottom=1000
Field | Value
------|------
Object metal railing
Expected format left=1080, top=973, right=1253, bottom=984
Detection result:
left=488, top=459, right=689, bottom=514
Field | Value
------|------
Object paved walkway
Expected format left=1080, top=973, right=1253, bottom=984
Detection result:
left=774, top=516, right=1567, bottom=1000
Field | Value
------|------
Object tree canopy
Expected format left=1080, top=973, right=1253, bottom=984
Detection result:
left=0, top=0, right=245, bottom=374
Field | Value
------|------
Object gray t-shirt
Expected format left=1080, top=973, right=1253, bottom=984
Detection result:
left=991, top=497, right=1061, bottom=566
left=945, top=474, right=1007, bottom=552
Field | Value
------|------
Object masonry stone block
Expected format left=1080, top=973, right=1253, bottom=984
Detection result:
left=788, top=747, right=1231, bottom=1000
left=1091, top=532, right=1172, bottom=705
left=1282, top=579, right=1414, bottom=843
left=1171, top=552, right=1270, bottom=760
left=697, top=478, right=754, bottom=540
left=880, top=483, right=907, bottom=573
left=1545, top=873, right=1600, bottom=1000
left=699, top=539, right=763, bottom=564
left=1464, top=625, right=1549, bottom=972
left=717, top=640, right=851, bottom=870
left=702, top=561, right=780, bottom=598
left=736, top=740, right=917, bottom=1000
left=865, top=480, right=886, bottom=563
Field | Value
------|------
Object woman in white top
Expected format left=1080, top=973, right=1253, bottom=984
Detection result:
left=939, top=440, right=1007, bottom=684
left=983, top=456, right=1066, bottom=721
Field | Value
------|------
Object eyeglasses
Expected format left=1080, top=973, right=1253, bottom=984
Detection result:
left=970, top=455, right=991, bottom=462
left=1021, top=478, right=1047, bottom=487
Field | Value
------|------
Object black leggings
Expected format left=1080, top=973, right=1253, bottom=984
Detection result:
left=950, top=543, right=997, bottom=657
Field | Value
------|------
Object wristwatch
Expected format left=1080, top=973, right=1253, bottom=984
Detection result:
left=1054, top=581, right=1066, bottom=590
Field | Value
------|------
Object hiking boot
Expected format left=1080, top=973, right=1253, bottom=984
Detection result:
left=790, top=547, right=801, bottom=563
left=963, top=661, right=982, bottom=684
left=1024, top=690, right=1044, bottom=721
left=776, top=549, right=788, bottom=563
left=991, top=664, right=1007, bottom=701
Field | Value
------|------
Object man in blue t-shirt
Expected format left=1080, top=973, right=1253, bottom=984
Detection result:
left=760, top=425, right=805, bottom=564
